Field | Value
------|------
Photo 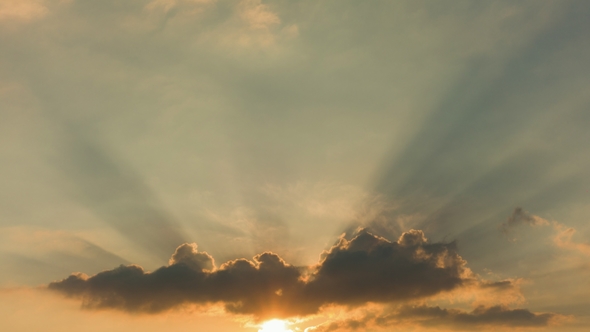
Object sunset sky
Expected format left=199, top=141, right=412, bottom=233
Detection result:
left=1, top=1, right=590, bottom=331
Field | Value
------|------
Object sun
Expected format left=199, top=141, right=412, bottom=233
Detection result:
left=258, top=319, right=293, bottom=332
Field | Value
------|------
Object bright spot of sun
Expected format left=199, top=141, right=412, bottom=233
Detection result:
left=258, top=319, right=292, bottom=332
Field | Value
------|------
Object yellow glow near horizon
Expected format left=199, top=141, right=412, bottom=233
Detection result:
left=258, top=319, right=292, bottom=332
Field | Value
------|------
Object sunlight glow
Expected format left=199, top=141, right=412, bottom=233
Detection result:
left=258, top=319, right=293, bottom=332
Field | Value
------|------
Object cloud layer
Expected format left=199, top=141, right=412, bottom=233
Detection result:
left=306, top=305, right=557, bottom=332
left=48, top=229, right=549, bottom=327
left=49, top=230, right=470, bottom=316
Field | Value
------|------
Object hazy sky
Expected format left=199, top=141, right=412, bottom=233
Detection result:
left=1, top=1, right=590, bottom=331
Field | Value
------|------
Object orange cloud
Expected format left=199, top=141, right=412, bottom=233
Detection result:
left=553, top=223, right=590, bottom=256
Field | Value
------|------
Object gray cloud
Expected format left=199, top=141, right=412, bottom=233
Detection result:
left=303, top=230, right=471, bottom=306
left=308, top=305, right=557, bottom=331
left=49, top=249, right=305, bottom=317
left=48, top=229, right=518, bottom=320
left=499, top=207, right=549, bottom=235
left=168, top=243, right=215, bottom=272
left=397, top=305, right=556, bottom=329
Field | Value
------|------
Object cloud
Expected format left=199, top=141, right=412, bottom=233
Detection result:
left=168, top=243, right=215, bottom=272
left=200, top=0, right=292, bottom=49
left=552, top=223, right=590, bottom=256
left=49, top=248, right=304, bottom=316
left=48, top=229, right=535, bottom=323
left=499, top=207, right=549, bottom=235
left=306, top=305, right=559, bottom=331
left=396, top=305, right=557, bottom=328
left=238, top=0, right=280, bottom=30
left=500, top=207, right=590, bottom=256
left=303, top=230, right=473, bottom=307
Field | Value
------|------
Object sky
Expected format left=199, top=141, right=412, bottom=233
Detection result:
left=1, top=0, right=590, bottom=331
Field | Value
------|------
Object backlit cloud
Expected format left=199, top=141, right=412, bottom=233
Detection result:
left=48, top=229, right=551, bottom=328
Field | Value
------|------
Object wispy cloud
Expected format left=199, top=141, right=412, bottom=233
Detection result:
left=500, top=207, right=590, bottom=256
left=499, top=207, right=549, bottom=235
left=238, top=0, right=280, bottom=31
left=552, top=222, right=590, bottom=256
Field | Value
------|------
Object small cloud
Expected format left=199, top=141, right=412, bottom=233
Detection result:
left=168, top=243, right=215, bottom=272
left=499, top=207, right=549, bottom=235
left=397, top=304, right=559, bottom=328
left=553, top=223, right=590, bottom=256
left=307, top=305, right=561, bottom=331
left=500, top=208, right=590, bottom=256
left=238, top=0, right=280, bottom=30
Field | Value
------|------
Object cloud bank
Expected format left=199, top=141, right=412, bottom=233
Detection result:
left=47, top=229, right=554, bottom=328
left=305, top=305, right=557, bottom=332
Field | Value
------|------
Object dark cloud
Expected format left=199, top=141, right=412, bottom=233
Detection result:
left=480, top=280, right=515, bottom=290
left=48, top=229, right=514, bottom=320
left=168, top=243, right=215, bottom=272
left=49, top=248, right=306, bottom=317
left=397, top=305, right=556, bottom=328
left=308, top=317, right=373, bottom=332
left=307, top=305, right=556, bottom=331
left=303, top=230, right=471, bottom=306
